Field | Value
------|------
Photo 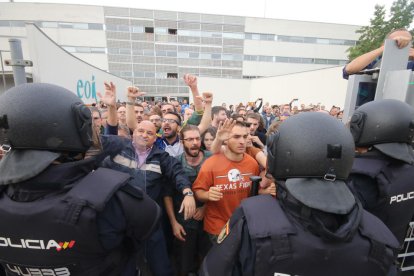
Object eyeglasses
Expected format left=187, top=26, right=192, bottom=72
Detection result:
left=182, top=137, right=201, bottom=142
left=162, top=118, right=179, bottom=124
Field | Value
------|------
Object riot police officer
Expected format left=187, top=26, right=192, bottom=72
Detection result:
left=347, top=99, right=414, bottom=271
left=200, top=112, right=399, bottom=276
left=0, top=83, right=160, bottom=275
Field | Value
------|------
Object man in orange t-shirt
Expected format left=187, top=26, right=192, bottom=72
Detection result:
left=193, top=121, right=260, bottom=240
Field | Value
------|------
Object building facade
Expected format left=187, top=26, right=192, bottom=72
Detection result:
left=0, top=2, right=360, bottom=99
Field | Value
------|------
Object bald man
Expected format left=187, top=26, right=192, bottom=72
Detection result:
left=100, top=120, right=195, bottom=276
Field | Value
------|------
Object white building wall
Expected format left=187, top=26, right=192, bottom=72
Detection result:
left=198, top=66, right=348, bottom=109
left=243, top=61, right=330, bottom=77
left=0, top=3, right=104, bottom=23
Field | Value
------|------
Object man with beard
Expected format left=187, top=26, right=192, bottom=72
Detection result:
left=155, top=98, right=212, bottom=157
left=193, top=121, right=260, bottom=242
left=99, top=84, right=196, bottom=276
left=164, top=124, right=212, bottom=275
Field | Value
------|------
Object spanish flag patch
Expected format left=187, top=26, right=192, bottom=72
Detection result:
left=217, top=220, right=230, bottom=244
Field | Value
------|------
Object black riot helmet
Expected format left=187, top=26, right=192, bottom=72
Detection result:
left=350, top=99, right=414, bottom=146
left=0, top=83, right=92, bottom=153
left=349, top=99, right=414, bottom=164
left=267, top=112, right=355, bottom=180
left=267, top=112, right=356, bottom=214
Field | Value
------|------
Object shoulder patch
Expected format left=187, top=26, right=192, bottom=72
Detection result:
left=217, top=220, right=230, bottom=244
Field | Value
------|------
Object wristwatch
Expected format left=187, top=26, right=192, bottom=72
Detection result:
left=183, top=191, right=194, bottom=197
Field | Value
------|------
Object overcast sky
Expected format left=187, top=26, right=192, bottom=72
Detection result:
left=3, top=0, right=398, bottom=26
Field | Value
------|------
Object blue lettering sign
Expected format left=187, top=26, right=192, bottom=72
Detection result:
left=76, top=75, right=97, bottom=102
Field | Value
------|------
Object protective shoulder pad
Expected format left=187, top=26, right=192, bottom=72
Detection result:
left=241, top=195, right=296, bottom=239
left=352, top=158, right=389, bottom=178
left=359, top=209, right=399, bottom=249
left=64, top=168, right=130, bottom=212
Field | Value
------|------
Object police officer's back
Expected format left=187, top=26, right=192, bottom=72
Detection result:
left=200, top=112, right=399, bottom=276
left=0, top=83, right=160, bottom=276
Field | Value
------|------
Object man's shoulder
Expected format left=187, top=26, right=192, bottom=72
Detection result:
left=408, top=60, right=414, bottom=70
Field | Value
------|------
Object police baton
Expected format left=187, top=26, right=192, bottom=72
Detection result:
left=249, top=176, right=262, bottom=197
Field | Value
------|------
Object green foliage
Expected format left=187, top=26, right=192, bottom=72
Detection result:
left=347, top=0, right=414, bottom=60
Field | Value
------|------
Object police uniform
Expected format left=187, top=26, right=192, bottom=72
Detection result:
left=347, top=99, right=414, bottom=273
left=0, top=83, right=161, bottom=276
left=200, top=112, right=400, bottom=276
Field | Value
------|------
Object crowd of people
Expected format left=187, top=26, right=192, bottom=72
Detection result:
left=0, top=28, right=413, bottom=276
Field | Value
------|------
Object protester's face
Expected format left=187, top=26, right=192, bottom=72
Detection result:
left=161, top=104, right=174, bottom=116
left=101, top=111, right=108, bottom=127
left=133, top=121, right=157, bottom=149
left=265, top=107, right=272, bottom=115
left=149, top=114, right=162, bottom=131
left=282, top=105, right=291, bottom=114
left=117, top=106, right=126, bottom=121
left=330, top=107, right=339, bottom=116
left=238, top=109, right=246, bottom=117
left=227, top=125, right=248, bottom=154
left=182, top=130, right=201, bottom=157
left=246, top=118, right=259, bottom=135
left=162, top=114, right=180, bottom=138
left=203, top=132, right=215, bottom=151
left=92, top=111, right=102, bottom=131
left=134, top=106, right=144, bottom=123
left=216, top=110, right=228, bottom=123
left=184, top=108, right=194, bottom=121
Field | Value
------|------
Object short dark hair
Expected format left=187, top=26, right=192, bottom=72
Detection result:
left=246, top=112, right=261, bottom=121
left=233, top=120, right=248, bottom=129
left=164, top=111, right=182, bottom=125
left=180, top=124, right=200, bottom=140
left=212, top=106, right=227, bottom=119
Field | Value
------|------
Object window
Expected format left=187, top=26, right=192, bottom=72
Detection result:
left=211, top=53, right=221, bottom=59
left=178, top=52, right=189, bottom=58
left=155, top=27, right=167, bottom=34
left=145, top=27, right=154, bottom=34
left=42, top=21, right=58, bottom=28
left=189, top=52, right=199, bottom=58
left=168, top=28, right=177, bottom=35
left=88, top=23, right=103, bottom=30
left=132, top=26, right=144, bottom=33
left=143, top=50, right=155, bottom=56
left=275, top=56, right=289, bottom=63
left=259, top=56, right=273, bottom=62
left=119, top=48, right=131, bottom=55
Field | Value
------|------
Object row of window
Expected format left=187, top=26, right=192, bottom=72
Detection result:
left=245, top=33, right=356, bottom=46
left=114, top=71, right=241, bottom=79
left=244, top=55, right=347, bottom=65
left=63, top=46, right=106, bottom=54
left=0, top=20, right=103, bottom=30
left=108, top=48, right=243, bottom=61
left=107, top=49, right=347, bottom=65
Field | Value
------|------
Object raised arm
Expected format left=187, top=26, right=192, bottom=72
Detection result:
left=126, top=86, right=146, bottom=131
left=345, top=46, right=384, bottom=75
left=346, top=35, right=412, bottom=75
left=98, top=82, right=117, bottom=127
left=183, top=74, right=203, bottom=112
left=196, top=92, right=213, bottom=135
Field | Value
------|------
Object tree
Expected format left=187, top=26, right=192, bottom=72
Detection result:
left=347, top=0, right=414, bottom=60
